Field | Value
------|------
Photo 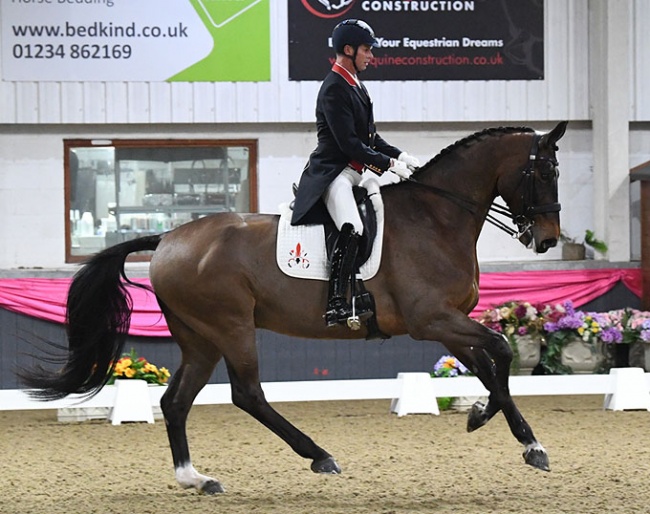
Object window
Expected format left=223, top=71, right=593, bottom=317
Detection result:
left=65, top=139, right=258, bottom=262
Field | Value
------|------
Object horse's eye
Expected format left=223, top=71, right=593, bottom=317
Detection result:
left=539, top=163, right=558, bottom=182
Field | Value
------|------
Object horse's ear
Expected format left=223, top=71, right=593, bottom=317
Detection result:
left=540, top=121, right=568, bottom=149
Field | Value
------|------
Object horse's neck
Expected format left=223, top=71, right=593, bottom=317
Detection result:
left=423, top=134, right=528, bottom=211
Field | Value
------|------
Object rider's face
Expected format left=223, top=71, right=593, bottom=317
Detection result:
left=354, top=44, right=373, bottom=72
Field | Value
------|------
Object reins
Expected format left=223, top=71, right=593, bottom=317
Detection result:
left=406, top=132, right=561, bottom=240
left=403, top=178, right=480, bottom=216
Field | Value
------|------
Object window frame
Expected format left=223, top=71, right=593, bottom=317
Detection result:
left=64, top=138, right=258, bottom=263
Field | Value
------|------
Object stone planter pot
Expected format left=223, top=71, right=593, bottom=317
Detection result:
left=561, top=338, right=604, bottom=373
left=629, top=342, right=650, bottom=372
left=452, top=396, right=487, bottom=412
left=509, top=334, right=542, bottom=375
left=562, top=242, right=586, bottom=260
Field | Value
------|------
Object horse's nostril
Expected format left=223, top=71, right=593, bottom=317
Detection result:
left=538, top=239, right=558, bottom=253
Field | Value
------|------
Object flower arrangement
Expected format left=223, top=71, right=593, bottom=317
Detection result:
left=598, top=308, right=650, bottom=345
left=108, top=348, right=171, bottom=386
left=538, top=301, right=611, bottom=374
left=431, top=355, right=471, bottom=410
left=476, top=300, right=544, bottom=337
left=474, top=300, right=650, bottom=375
left=476, top=300, right=545, bottom=373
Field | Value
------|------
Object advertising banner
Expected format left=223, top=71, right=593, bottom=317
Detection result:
left=289, top=0, right=544, bottom=81
left=1, top=0, right=270, bottom=82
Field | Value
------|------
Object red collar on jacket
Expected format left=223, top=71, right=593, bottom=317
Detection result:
left=331, top=62, right=359, bottom=87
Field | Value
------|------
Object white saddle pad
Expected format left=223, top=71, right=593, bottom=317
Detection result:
left=276, top=193, right=384, bottom=282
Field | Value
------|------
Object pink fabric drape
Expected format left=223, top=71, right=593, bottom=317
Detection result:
left=0, top=268, right=641, bottom=337
left=0, top=278, right=170, bottom=337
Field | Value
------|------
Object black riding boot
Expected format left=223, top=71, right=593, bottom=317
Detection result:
left=325, top=223, right=372, bottom=327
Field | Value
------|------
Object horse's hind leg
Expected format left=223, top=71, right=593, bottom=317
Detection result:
left=160, top=312, right=226, bottom=494
left=223, top=330, right=341, bottom=475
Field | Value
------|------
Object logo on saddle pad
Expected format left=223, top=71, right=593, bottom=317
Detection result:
left=287, top=242, right=310, bottom=269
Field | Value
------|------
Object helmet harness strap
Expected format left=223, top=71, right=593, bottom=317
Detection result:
left=343, top=46, right=361, bottom=74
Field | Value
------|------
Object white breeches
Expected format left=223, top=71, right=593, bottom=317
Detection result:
left=323, top=166, right=364, bottom=235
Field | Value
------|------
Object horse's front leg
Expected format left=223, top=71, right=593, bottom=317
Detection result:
left=410, top=312, right=549, bottom=471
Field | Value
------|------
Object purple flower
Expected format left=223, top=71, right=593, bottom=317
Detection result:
left=600, top=327, right=623, bottom=344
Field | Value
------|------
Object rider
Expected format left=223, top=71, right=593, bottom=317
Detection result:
left=291, top=19, right=421, bottom=328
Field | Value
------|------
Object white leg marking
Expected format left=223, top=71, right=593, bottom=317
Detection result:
left=175, top=463, right=215, bottom=490
left=525, top=441, right=546, bottom=454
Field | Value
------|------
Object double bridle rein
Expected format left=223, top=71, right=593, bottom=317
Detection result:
left=407, top=133, right=561, bottom=240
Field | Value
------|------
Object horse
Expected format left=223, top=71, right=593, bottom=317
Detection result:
left=21, top=121, right=568, bottom=494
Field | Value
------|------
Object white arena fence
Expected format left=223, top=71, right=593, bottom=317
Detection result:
left=1, top=370, right=649, bottom=424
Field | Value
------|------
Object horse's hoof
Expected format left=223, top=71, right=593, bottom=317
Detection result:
left=466, top=401, right=487, bottom=433
left=523, top=445, right=550, bottom=472
left=201, top=479, right=226, bottom=494
left=311, top=456, right=341, bottom=474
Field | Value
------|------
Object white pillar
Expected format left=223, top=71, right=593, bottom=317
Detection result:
left=589, top=0, right=630, bottom=261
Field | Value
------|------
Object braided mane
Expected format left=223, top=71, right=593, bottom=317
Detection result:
left=414, top=126, right=535, bottom=178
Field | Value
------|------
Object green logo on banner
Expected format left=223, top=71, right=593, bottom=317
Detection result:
left=169, top=0, right=270, bottom=82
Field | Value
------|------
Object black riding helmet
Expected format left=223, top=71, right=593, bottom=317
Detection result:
left=331, top=19, right=378, bottom=72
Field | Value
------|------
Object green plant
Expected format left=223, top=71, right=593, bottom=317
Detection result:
left=560, top=229, right=608, bottom=255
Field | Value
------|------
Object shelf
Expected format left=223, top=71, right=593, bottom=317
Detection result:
left=109, top=205, right=231, bottom=215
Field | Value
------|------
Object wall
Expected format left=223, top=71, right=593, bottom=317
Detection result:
left=0, top=0, right=647, bottom=269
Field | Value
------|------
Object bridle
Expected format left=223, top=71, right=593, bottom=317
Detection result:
left=407, top=133, right=561, bottom=240
left=487, top=133, right=561, bottom=239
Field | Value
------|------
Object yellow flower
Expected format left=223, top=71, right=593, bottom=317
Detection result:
left=124, top=368, right=137, bottom=378
left=443, top=357, right=456, bottom=368
left=143, top=363, right=158, bottom=373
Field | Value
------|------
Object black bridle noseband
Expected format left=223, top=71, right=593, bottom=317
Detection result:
left=408, top=133, right=561, bottom=241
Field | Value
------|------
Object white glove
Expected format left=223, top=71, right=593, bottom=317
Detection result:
left=398, top=152, right=421, bottom=171
left=387, top=158, right=412, bottom=180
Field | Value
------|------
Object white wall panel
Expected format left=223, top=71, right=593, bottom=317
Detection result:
left=38, top=83, right=61, bottom=123
left=0, top=82, right=16, bottom=123
left=631, top=0, right=650, bottom=121
left=214, top=82, right=236, bottom=123
left=126, top=83, right=151, bottom=123
left=82, top=83, right=107, bottom=123
left=105, top=83, right=128, bottom=123
left=60, top=83, right=84, bottom=123
left=149, top=83, right=172, bottom=124
left=192, top=82, right=216, bottom=123
left=171, top=82, right=193, bottom=123
left=15, top=83, right=38, bottom=123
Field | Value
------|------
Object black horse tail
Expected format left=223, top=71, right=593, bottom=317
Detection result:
left=19, top=234, right=162, bottom=400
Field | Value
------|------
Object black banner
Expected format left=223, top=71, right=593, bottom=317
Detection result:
left=289, top=0, right=544, bottom=81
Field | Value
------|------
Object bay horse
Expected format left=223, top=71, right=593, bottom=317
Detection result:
left=21, top=121, right=568, bottom=494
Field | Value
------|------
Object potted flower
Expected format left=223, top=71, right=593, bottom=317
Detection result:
left=560, top=229, right=608, bottom=260
left=476, top=300, right=544, bottom=374
left=596, top=308, right=633, bottom=369
left=540, top=301, right=606, bottom=374
left=108, top=347, right=171, bottom=386
left=431, top=355, right=481, bottom=411
left=624, top=309, right=650, bottom=371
